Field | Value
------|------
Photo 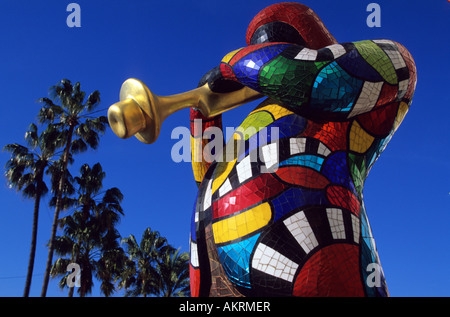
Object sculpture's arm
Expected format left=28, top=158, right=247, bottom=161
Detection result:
left=189, top=67, right=245, bottom=187
left=216, top=40, right=417, bottom=121
left=189, top=108, right=218, bottom=187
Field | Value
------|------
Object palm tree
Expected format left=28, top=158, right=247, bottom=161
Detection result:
left=156, top=248, right=190, bottom=297
left=118, top=228, right=189, bottom=297
left=3, top=123, right=61, bottom=297
left=119, top=228, right=173, bottom=297
left=50, top=163, right=125, bottom=297
left=38, top=79, right=108, bottom=297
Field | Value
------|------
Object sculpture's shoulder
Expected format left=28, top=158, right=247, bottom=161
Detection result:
left=370, top=39, right=417, bottom=103
left=393, top=40, right=417, bottom=99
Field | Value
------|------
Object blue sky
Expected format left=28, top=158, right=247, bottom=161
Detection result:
left=0, top=0, right=449, bottom=297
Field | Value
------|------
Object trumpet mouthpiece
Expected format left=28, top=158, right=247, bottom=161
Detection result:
left=108, top=98, right=146, bottom=139
left=108, top=78, right=160, bottom=144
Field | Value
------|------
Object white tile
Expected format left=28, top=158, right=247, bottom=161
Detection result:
left=203, top=179, right=213, bottom=210
left=385, top=48, right=406, bottom=70
left=290, top=137, right=306, bottom=155
left=261, top=142, right=279, bottom=170
left=283, top=211, right=319, bottom=254
left=236, top=155, right=253, bottom=183
left=326, top=44, right=346, bottom=59
left=251, top=243, right=299, bottom=282
left=218, top=178, right=232, bottom=197
left=349, top=81, right=383, bottom=117
left=190, top=239, right=199, bottom=267
left=326, top=208, right=346, bottom=240
left=351, top=214, right=360, bottom=244
left=318, top=142, right=331, bottom=157
left=295, top=47, right=318, bottom=61
left=373, top=39, right=393, bottom=44
left=398, top=79, right=409, bottom=99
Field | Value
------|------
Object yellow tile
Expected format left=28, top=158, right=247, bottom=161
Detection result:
left=213, top=203, right=272, bottom=244
left=251, top=103, right=294, bottom=120
left=211, top=157, right=237, bottom=195
left=222, top=48, right=243, bottom=64
left=393, top=101, right=409, bottom=132
left=350, top=121, right=375, bottom=153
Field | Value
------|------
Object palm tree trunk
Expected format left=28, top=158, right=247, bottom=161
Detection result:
left=68, top=284, right=75, bottom=297
left=23, top=171, right=43, bottom=297
left=41, top=125, right=74, bottom=297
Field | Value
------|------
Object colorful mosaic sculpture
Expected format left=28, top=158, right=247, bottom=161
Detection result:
left=188, top=2, right=417, bottom=297
left=107, top=2, right=417, bottom=297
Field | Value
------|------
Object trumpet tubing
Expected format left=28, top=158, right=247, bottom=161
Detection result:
left=107, top=78, right=262, bottom=144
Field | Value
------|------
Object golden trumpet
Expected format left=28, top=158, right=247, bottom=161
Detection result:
left=107, top=78, right=263, bottom=144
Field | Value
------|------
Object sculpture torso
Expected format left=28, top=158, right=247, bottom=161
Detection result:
left=191, top=101, right=396, bottom=296
left=189, top=38, right=416, bottom=297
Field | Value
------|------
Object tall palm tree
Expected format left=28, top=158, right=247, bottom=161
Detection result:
left=156, top=248, right=190, bottom=297
left=3, top=123, right=60, bottom=297
left=50, top=163, right=125, bottom=297
left=118, top=228, right=189, bottom=297
left=38, top=79, right=108, bottom=297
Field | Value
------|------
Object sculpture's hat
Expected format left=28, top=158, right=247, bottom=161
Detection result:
left=246, top=2, right=337, bottom=49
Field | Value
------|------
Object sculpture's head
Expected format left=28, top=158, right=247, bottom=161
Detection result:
left=246, top=2, right=337, bottom=49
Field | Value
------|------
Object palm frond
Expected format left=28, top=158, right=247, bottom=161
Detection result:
left=50, top=257, right=72, bottom=276
left=37, top=97, right=64, bottom=124
left=3, top=143, right=31, bottom=158
left=85, top=90, right=101, bottom=112
left=24, top=124, right=39, bottom=148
